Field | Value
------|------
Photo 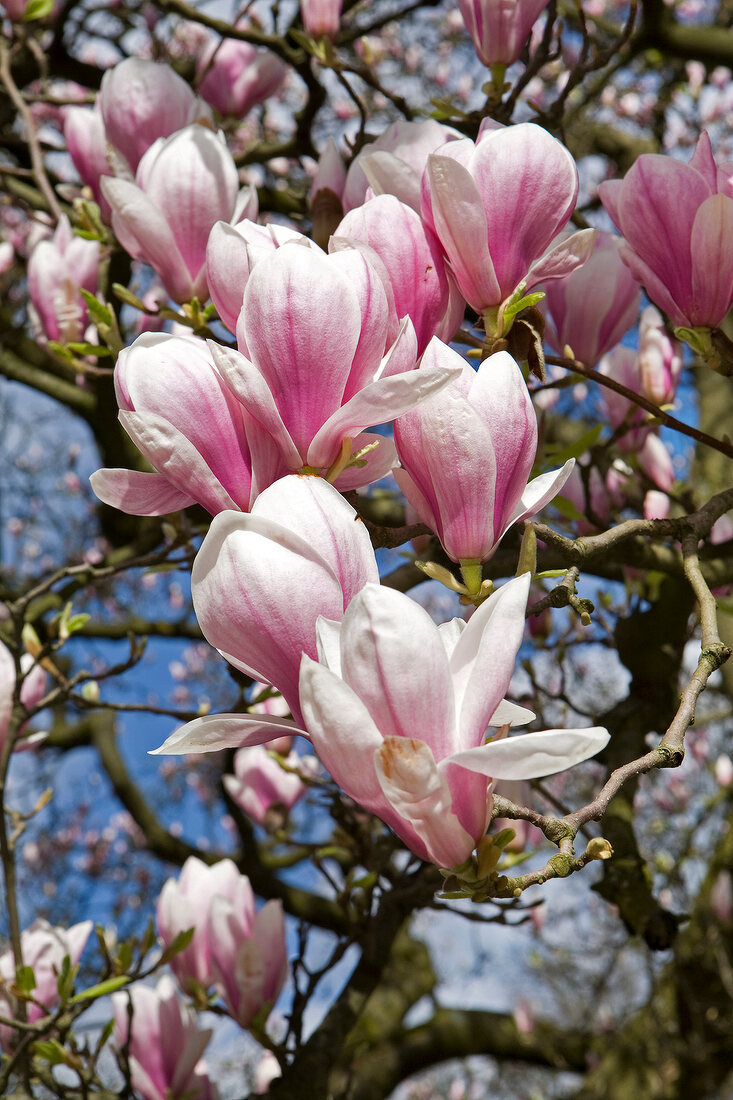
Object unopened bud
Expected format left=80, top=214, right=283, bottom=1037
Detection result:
left=585, top=837, right=613, bottom=861
left=22, top=624, right=42, bottom=659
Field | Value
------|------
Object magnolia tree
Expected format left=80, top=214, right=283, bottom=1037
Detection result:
left=1, top=0, right=733, bottom=1096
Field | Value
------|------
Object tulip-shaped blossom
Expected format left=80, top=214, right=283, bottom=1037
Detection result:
left=100, top=58, right=209, bottom=173
left=112, top=977, right=217, bottom=1100
left=90, top=332, right=285, bottom=517
left=393, top=343, right=574, bottom=565
left=342, top=118, right=462, bottom=213
left=210, top=243, right=461, bottom=487
left=151, top=476, right=379, bottom=750
left=205, top=219, right=308, bottom=336
left=299, top=576, right=609, bottom=869
left=209, top=882, right=287, bottom=1029
left=102, top=126, right=251, bottom=304
left=0, top=641, right=47, bottom=754
left=300, top=0, right=342, bottom=36
left=27, top=215, right=99, bottom=344
left=63, top=103, right=113, bottom=218
left=156, top=856, right=247, bottom=992
left=335, top=194, right=465, bottom=356
left=637, top=306, right=683, bottom=406
left=599, top=131, right=733, bottom=329
left=422, top=123, right=595, bottom=330
left=457, top=0, right=549, bottom=68
left=224, top=745, right=317, bottom=828
left=542, top=231, right=641, bottom=366
left=197, top=37, right=288, bottom=118
left=0, top=920, right=92, bottom=1049
left=599, top=311, right=681, bottom=459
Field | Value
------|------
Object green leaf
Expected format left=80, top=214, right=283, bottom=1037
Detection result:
left=544, top=423, right=602, bottom=465
left=15, top=965, right=36, bottom=994
left=67, top=614, right=91, bottom=633
left=79, top=290, right=112, bottom=328
left=501, top=290, right=545, bottom=330
left=56, top=955, right=78, bottom=1002
left=66, top=343, right=113, bottom=358
left=71, top=975, right=129, bottom=1003
left=32, top=1038, right=70, bottom=1065
left=534, top=569, right=569, bottom=580
left=115, top=940, right=133, bottom=973
left=552, top=495, right=587, bottom=523
left=23, top=0, right=53, bottom=19
left=158, top=927, right=195, bottom=966
left=112, top=283, right=147, bottom=310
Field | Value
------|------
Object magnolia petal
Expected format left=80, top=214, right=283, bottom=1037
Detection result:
left=101, top=177, right=194, bottom=303
left=449, top=726, right=610, bottom=778
left=689, top=193, right=733, bottom=327
left=314, top=616, right=342, bottom=675
left=298, top=656, right=388, bottom=809
left=489, top=700, right=535, bottom=727
left=119, top=410, right=239, bottom=515
left=524, top=229, right=597, bottom=291
left=192, top=507, right=346, bottom=719
left=249, top=474, right=379, bottom=603
left=150, top=713, right=303, bottom=755
left=308, top=361, right=461, bottom=470
left=359, top=151, right=422, bottom=211
left=208, top=342, right=302, bottom=469
left=339, top=583, right=457, bottom=758
left=425, top=154, right=500, bottom=311
left=450, top=573, right=531, bottom=747
left=503, top=458, right=575, bottom=533
left=375, top=737, right=475, bottom=868
left=331, top=432, right=398, bottom=491
left=90, top=468, right=195, bottom=516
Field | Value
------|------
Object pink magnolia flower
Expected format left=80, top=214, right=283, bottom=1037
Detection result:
left=0, top=641, right=47, bottom=754
left=197, top=37, right=287, bottom=118
left=0, top=920, right=93, bottom=1049
left=638, top=306, right=683, bottom=406
left=542, top=231, right=641, bottom=366
left=335, top=194, right=465, bottom=356
left=300, top=0, right=342, bottom=36
left=151, top=475, right=379, bottom=745
left=89, top=332, right=285, bottom=517
left=223, top=746, right=317, bottom=828
left=599, top=131, right=733, bottom=329
left=422, top=123, right=594, bottom=324
left=298, top=575, right=608, bottom=869
left=205, top=218, right=308, bottom=336
left=100, top=58, right=209, bottom=173
left=310, top=138, right=346, bottom=206
left=102, top=126, right=251, bottom=304
left=457, top=0, right=549, bottom=67
left=156, top=856, right=247, bottom=992
left=393, top=343, right=574, bottom=563
left=343, top=118, right=462, bottom=213
left=27, top=215, right=99, bottom=343
left=209, top=887, right=287, bottom=1030
left=112, top=976, right=218, bottom=1100
left=63, top=103, right=113, bottom=218
left=209, top=242, right=461, bottom=487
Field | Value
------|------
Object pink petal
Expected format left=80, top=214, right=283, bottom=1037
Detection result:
left=102, top=177, right=195, bottom=303
left=150, top=713, right=303, bottom=755
left=689, top=193, right=733, bottom=326
left=90, top=468, right=195, bottom=515
left=119, top=410, right=239, bottom=515
left=451, top=573, right=530, bottom=747
left=374, top=737, right=476, bottom=868
left=425, top=154, right=500, bottom=311
left=339, top=584, right=457, bottom=759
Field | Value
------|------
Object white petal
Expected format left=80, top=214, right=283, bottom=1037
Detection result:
left=448, top=726, right=610, bottom=779
left=150, top=713, right=303, bottom=755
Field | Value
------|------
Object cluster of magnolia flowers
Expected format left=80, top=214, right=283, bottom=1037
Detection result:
left=7, top=40, right=733, bottom=1083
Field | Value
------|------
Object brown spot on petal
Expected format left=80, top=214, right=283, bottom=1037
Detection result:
left=376, top=736, right=422, bottom=782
